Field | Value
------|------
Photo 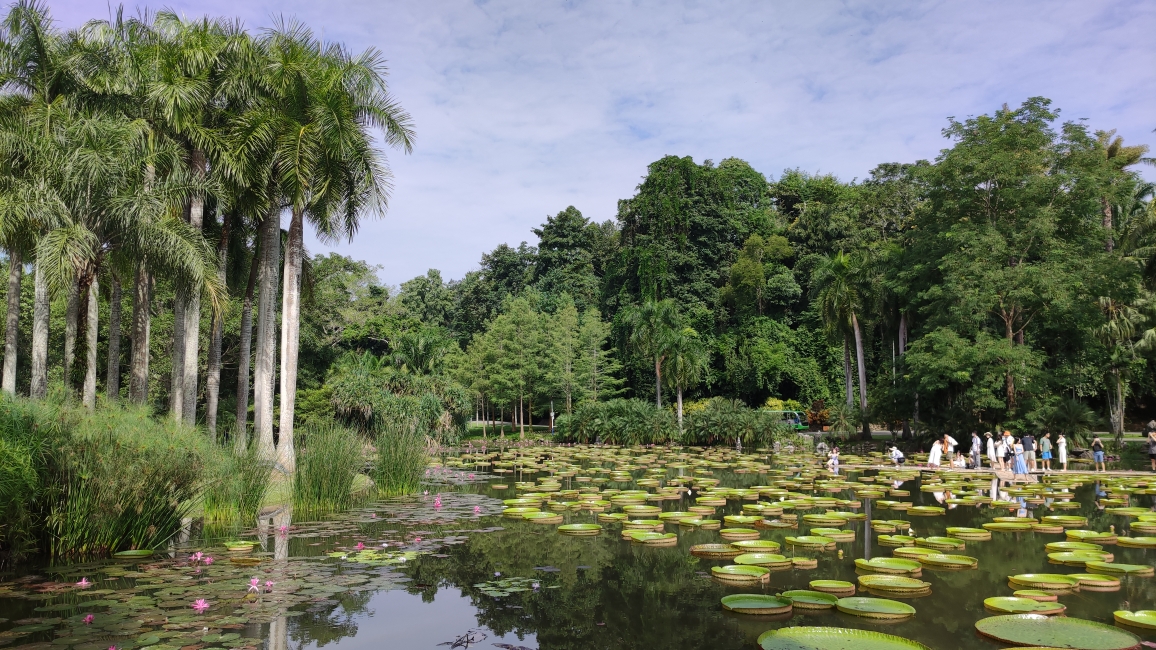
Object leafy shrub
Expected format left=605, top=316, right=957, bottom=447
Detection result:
left=555, top=399, right=677, bottom=445
left=684, top=398, right=790, bottom=447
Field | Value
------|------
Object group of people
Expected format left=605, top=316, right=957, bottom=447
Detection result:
left=918, top=430, right=1071, bottom=480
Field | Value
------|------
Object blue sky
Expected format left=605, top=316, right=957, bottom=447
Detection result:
left=50, top=0, right=1156, bottom=286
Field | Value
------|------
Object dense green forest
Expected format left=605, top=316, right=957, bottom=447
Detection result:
left=0, top=1, right=1152, bottom=461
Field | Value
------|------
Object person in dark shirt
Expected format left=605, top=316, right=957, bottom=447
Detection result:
left=1091, top=435, right=1105, bottom=472
left=1022, top=434, right=1036, bottom=472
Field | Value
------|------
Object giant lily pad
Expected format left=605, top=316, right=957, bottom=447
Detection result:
left=757, top=627, right=931, bottom=650
left=857, top=575, right=930, bottom=593
left=1114, top=610, right=1156, bottom=630
left=557, top=523, right=601, bottom=536
left=1008, top=574, right=1081, bottom=590
left=835, top=596, right=916, bottom=619
left=733, top=553, right=791, bottom=568
left=907, top=506, right=944, bottom=516
left=1084, top=561, right=1154, bottom=576
left=914, top=536, right=965, bottom=550
left=945, top=527, right=991, bottom=540
left=974, top=614, right=1140, bottom=649
left=1068, top=574, right=1121, bottom=589
left=1048, top=551, right=1113, bottom=566
left=1116, top=537, right=1156, bottom=548
left=730, top=539, right=781, bottom=552
left=877, top=535, right=915, bottom=546
left=983, top=522, right=1032, bottom=532
left=778, top=590, right=839, bottom=609
left=719, top=527, right=760, bottom=540
left=1046, top=541, right=1103, bottom=552
left=112, top=550, right=154, bottom=559
left=855, top=557, right=922, bottom=574
left=809, top=579, right=855, bottom=595
left=711, top=564, right=770, bottom=584
left=690, top=543, right=741, bottom=559
left=785, top=535, right=836, bottom=549
left=915, top=553, right=977, bottom=569
left=983, top=596, right=1065, bottom=615
left=720, top=594, right=792, bottom=615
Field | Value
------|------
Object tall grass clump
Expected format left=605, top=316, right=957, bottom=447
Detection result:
left=49, top=404, right=208, bottom=557
left=201, top=440, right=273, bottom=527
left=293, top=423, right=365, bottom=518
left=373, top=416, right=427, bottom=496
left=0, top=398, right=66, bottom=562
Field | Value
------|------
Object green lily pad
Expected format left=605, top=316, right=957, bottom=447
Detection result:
left=1008, top=573, right=1081, bottom=589
left=857, top=575, right=930, bottom=592
left=1045, top=541, right=1103, bottom=552
left=975, top=614, right=1140, bottom=649
left=720, top=594, right=792, bottom=615
left=945, top=527, right=991, bottom=540
left=983, top=522, right=1032, bottom=532
left=730, top=540, right=781, bottom=551
left=836, top=597, right=916, bottom=618
left=907, top=506, right=944, bottom=516
left=757, top=627, right=931, bottom=650
left=778, top=590, right=839, bottom=609
left=1085, top=561, right=1154, bottom=576
left=557, top=523, right=601, bottom=536
left=983, top=597, right=1065, bottom=614
left=809, top=579, right=855, bottom=593
left=785, top=535, right=835, bottom=548
left=1114, top=610, right=1156, bottom=630
left=733, top=553, right=791, bottom=567
left=112, top=550, right=154, bottom=559
left=711, top=565, right=770, bottom=582
left=1116, top=537, right=1156, bottom=548
left=855, top=557, right=922, bottom=574
left=914, top=536, right=965, bottom=550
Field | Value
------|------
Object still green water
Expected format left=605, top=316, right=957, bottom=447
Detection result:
left=1, top=452, right=1154, bottom=650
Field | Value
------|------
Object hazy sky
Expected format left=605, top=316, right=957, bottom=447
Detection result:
left=49, top=0, right=1156, bottom=286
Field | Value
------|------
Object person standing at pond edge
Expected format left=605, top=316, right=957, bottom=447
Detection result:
left=1011, top=438, right=1029, bottom=483
left=985, top=432, right=996, bottom=469
left=1147, top=427, right=1156, bottom=471
left=1091, top=435, right=1106, bottom=472
left=969, top=431, right=982, bottom=469
left=1039, top=433, right=1052, bottom=473
left=1057, top=433, right=1067, bottom=471
left=1022, top=432, right=1036, bottom=472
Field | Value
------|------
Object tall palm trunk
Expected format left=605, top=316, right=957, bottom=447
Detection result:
left=129, top=262, right=153, bottom=404
left=235, top=242, right=259, bottom=451
left=30, top=260, right=48, bottom=399
left=254, top=208, right=280, bottom=462
left=852, top=312, right=870, bottom=440
left=276, top=209, right=304, bottom=473
left=64, top=278, right=79, bottom=392
left=654, top=358, right=662, bottom=408
left=169, top=299, right=185, bottom=416
left=843, top=339, right=853, bottom=407
left=2, top=249, right=22, bottom=394
left=205, top=217, right=229, bottom=440
left=82, top=276, right=98, bottom=410
left=105, top=275, right=122, bottom=400
left=180, top=150, right=207, bottom=425
left=1102, top=196, right=1114, bottom=253
left=898, top=312, right=912, bottom=440
left=677, top=386, right=684, bottom=433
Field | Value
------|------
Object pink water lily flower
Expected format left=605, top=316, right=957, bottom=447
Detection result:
left=203, top=556, right=214, bottom=565
left=414, top=536, right=422, bottom=542
left=76, top=577, right=91, bottom=588
left=191, top=599, right=210, bottom=613
left=83, top=614, right=94, bottom=625
left=355, top=542, right=365, bottom=550
left=247, top=577, right=260, bottom=594
left=474, top=506, right=481, bottom=514
left=264, top=581, right=274, bottom=593
left=189, top=551, right=204, bottom=564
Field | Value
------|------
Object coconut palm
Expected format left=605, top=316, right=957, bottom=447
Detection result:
left=1096, top=130, right=1149, bottom=252
left=812, top=250, right=871, bottom=440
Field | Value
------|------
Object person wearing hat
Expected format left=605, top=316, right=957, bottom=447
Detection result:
left=969, top=431, right=982, bottom=469
left=984, top=432, right=996, bottom=469
left=889, top=446, right=905, bottom=466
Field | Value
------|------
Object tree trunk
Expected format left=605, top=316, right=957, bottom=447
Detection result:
left=276, top=208, right=304, bottom=474
left=180, top=152, right=207, bottom=425
left=254, top=208, right=280, bottom=462
left=1004, top=317, right=1015, bottom=409
left=852, top=312, right=870, bottom=440
left=105, top=275, right=122, bottom=400
left=518, top=391, right=524, bottom=437
left=899, top=312, right=911, bottom=440
left=2, top=249, right=21, bottom=394
left=129, top=262, right=153, bottom=404
left=205, top=218, right=229, bottom=440
left=654, top=358, right=662, bottom=409
left=30, top=260, right=48, bottom=399
left=64, top=278, right=78, bottom=392
left=1102, top=196, right=1114, bottom=253
left=843, top=339, right=853, bottom=407
left=235, top=242, right=259, bottom=451
left=677, top=386, right=684, bottom=433
left=169, top=297, right=184, bottom=418
left=82, top=276, right=98, bottom=410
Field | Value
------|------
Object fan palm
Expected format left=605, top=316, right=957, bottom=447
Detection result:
left=623, top=299, right=682, bottom=409
left=664, top=325, right=708, bottom=434
left=812, top=250, right=871, bottom=439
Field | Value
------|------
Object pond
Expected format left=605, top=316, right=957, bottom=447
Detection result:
left=1, top=445, right=1155, bottom=650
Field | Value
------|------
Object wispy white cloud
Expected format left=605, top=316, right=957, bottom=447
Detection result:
left=50, top=0, right=1156, bottom=284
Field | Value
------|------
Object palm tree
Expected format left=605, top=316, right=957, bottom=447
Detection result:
left=664, top=325, right=708, bottom=433
left=0, top=0, right=72, bottom=399
left=1096, top=296, right=1142, bottom=448
left=623, top=298, right=681, bottom=408
left=233, top=21, right=413, bottom=470
left=1096, top=130, right=1149, bottom=252
left=812, top=251, right=871, bottom=440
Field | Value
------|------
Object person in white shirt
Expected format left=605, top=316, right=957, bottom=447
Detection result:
left=889, top=447, right=905, bottom=465
left=944, top=434, right=959, bottom=455
left=985, top=432, right=996, bottom=468
left=995, top=436, right=1009, bottom=470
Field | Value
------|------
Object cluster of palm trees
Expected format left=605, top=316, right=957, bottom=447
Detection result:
left=623, top=299, right=708, bottom=431
left=0, top=1, right=413, bottom=472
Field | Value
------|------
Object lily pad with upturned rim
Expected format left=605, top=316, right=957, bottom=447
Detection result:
left=1114, top=610, right=1156, bottom=630
left=983, top=596, right=1066, bottom=615
left=733, top=553, right=791, bottom=568
left=835, top=596, right=916, bottom=619
left=689, top=543, right=741, bottom=559
left=730, top=539, right=781, bottom=552
left=974, top=614, right=1140, bottom=650
left=711, top=564, right=770, bottom=583
left=855, top=557, right=922, bottom=574
left=809, top=579, right=855, bottom=595
left=720, top=594, right=792, bottom=615
left=1085, top=561, right=1154, bottom=576
left=112, top=550, right=154, bottom=559
left=557, top=523, right=602, bottom=536
left=778, top=590, right=838, bottom=609
left=1008, top=574, right=1081, bottom=589
left=757, top=627, right=931, bottom=650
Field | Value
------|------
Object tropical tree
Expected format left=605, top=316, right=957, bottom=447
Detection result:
left=622, top=299, right=681, bottom=408
left=664, top=325, right=708, bottom=433
left=811, top=250, right=870, bottom=438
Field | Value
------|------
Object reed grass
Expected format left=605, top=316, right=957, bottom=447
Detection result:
left=292, top=423, right=365, bottom=518
left=373, top=417, right=427, bottom=496
left=201, top=439, right=273, bottom=526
